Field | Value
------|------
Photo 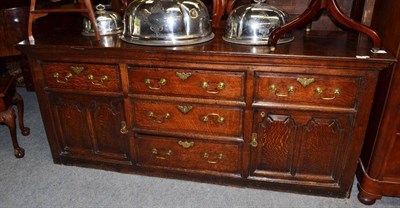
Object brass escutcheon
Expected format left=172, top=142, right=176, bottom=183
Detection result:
left=176, top=72, right=192, bottom=81
left=296, top=78, right=315, bottom=87
left=177, top=105, right=193, bottom=114
left=120, top=121, right=128, bottom=134
left=70, top=66, right=85, bottom=74
left=250, top=133, right=258, bottom=148
left=178, top=141, right=195, bottom=149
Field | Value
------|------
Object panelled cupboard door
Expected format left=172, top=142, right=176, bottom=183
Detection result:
left=49, top=93, right=129, bottom=161
left=249, top=109, right=354, bottom=185
left=380, top=114, right=400, bottom=181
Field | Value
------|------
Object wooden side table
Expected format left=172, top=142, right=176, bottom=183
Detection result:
left=0, top=76, right=30, bottom=158
left=268, top=0, right=381, bottom=52
left=28, top=0, right=100, bottom=41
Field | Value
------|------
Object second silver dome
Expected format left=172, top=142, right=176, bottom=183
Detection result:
left=223, top=0, right=294, bottom=45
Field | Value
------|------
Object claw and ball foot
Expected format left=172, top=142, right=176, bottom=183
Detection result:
left=14, top=147, right=25, bottom=158
left=0, top=107, right=25, bottom=158
left=12, top=92, right=30, bottom=136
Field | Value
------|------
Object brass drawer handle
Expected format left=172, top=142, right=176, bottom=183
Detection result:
left=152, top=148, right=172, bottom=160
left=53, top=72, right=72, bottom=84
left=147, top=111, right=171, bottom=124
left=269, top=84, right=295, bottom=97
left=176, top=72, right=192, bottom=81
left=203, top=153, right=223, bottom=164
left=250, top=133, right=258, bottom=148
left=120, top=121, right=128, bottom=134
left=178, top=141, right=194, bottom=149
left=315, top=87, right=340, bottom=100
left=87, top=74, right=109, bottom=86
left=201, top=113, right=225, bottom=125
left=200, top=81, right=225, bottom=94
left=144, top=78, right=167, bottom=90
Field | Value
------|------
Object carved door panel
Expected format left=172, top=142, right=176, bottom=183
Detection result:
left=381, top=110, right=400, bottom=181
left=49, top=93, right=128, bottom=161
left=250, top=109, right=354, bottom=184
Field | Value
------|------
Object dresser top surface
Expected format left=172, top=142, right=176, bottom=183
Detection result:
left=18, top=27, right=395, bottom=65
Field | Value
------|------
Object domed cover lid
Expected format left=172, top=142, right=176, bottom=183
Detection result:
left=122, top=0, right=214, bottom=46
left=82, top=4, right=123, bottom=36
left=223, top=0, right=293, bottom=45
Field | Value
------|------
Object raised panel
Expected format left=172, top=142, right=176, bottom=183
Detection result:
left=89, top=99, right=128, bottom=160
left=381, top=110, right=400, bottom=181
left=52, top=95, right=92, bottom=155
left=296, top=118, right=345, bottom=182
left=251, top=110, right=353, bottom=184
left=51, top=94, right=128, bottom=160
left=253, top=114, right=296, bottom=176
left=382, top=134, right=400, bottom=181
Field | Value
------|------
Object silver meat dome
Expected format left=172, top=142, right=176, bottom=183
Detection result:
left=223, top=0, right=293, bottom=45
left=82, top=4, right=123, bottom=36
left=122, top=0, right=214, bottom=46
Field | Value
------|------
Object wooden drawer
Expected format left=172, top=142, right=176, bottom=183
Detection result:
left=42, top=62, right=121, bottom=92
left=128, top=67, right=245, bottom=101
left=136, top=134, right=242, bottom=174
left=133, top=100, right=243, bottom=137
left=254, top=72, right=359, bottom=108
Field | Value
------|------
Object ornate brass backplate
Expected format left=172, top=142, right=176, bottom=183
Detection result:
left=296, top=78, right=315, bottom=87
left=70, top=66, right=85, bottom=74
left=177, top=105, right=193, bottom=114
left=176, top=72, right=192, bottom=81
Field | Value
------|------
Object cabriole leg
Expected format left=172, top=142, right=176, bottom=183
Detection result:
left=0, top=107, right=25, bottom=158
left=12, top=92, right=30, bottom=136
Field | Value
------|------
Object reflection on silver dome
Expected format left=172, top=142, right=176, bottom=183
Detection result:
left=121, top=0, right=214, bottom=46
left=223, top=0, right=293, bottom=45
left=82, top=4, right=123, bottom=36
